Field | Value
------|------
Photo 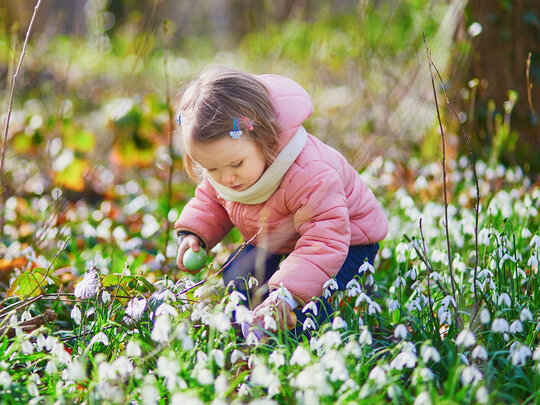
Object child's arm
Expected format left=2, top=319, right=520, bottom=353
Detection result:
left=175, top=179, right=234, bottom=256
left=268, top=162, right=352, bottom=306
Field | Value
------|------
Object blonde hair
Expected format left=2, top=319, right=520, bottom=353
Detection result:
left=178, top=66, right=281, bottom=182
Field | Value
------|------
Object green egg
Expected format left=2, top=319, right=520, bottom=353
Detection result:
left=183, top=248, right=208, bottom=271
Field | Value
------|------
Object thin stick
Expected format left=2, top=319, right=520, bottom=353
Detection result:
left=0, top=0, right=43, bottom=237
left=526, top=52, right=538, bottom=123
left=428, top=62, right=482, bottom=322
left=419, top=220, right=436, bottom=326
left=422, top=31, right=459, bottom=324
left=162, top=20, right=175, bottom=260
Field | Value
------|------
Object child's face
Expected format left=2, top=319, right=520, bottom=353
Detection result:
left=185, top=133, right=266, bottom=191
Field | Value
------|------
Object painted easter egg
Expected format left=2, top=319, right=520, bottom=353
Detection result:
left=182, top=248, right=207, bottom=271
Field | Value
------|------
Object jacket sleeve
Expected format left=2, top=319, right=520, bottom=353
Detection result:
left=267, top=162, right=351, bottom=305
left=174, top=179, right=234, bottom=250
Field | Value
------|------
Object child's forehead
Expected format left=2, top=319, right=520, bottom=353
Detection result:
left=185, top=134, right=254, bottom=167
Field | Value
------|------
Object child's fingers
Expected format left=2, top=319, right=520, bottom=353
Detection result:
left=176, top=235, right=201, bottom=271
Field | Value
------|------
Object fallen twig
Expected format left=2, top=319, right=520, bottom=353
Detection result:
left=0, top=308, right=56, bottom=339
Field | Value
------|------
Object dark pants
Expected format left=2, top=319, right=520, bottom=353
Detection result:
left=222, top=242, right=379, bottom=335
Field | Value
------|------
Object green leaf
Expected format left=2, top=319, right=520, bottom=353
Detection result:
left=7, top=267, right=54, bottom=298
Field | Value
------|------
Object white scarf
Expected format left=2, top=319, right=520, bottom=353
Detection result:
left=206, top=126, right=308, bottom=204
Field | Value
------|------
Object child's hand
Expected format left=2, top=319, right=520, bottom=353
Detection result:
left=253, top=295, right=296, bottom=330
left=176, top=234, right=202, bottom=272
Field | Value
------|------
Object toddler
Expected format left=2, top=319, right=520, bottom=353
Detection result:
left=175, top=66, right=388, bottom=332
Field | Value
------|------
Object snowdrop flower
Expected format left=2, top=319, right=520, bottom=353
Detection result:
left=323, top=279, right=338, bottom=298
left=421, top=345, right=440, bottom=363
left=90, top=332, right=110, bottom=347
left=390, top=351, right=417, bottom=370
left=510, top=344, right=532, bottom=366
left=497, top=293, right=511, bottom=307
left=102, top=290, right=111, bottom=304
left=303, top=317, right=317, bottom=331
left=211, top=350, right=224, bottom=368
left=440, top=295, right=457, bottom=309
left=125, top=340, right=142, bottom=357
left=264, top=314, right=277, bottom=331
left=141, top=384, right=160, bottom=405
left=355, top=291, right=372, bottom=306
left=471, top=345, right=488, bottom=361
left=346, top=279, right=362, bottom=296
left=21, top=339, right=34, bottom=355
left=155, top=303, right=178, bottom=318
left=438, top=309, right=452, bottom=326
left=480, top=308, right=491, bottom=324
left=404, top=267, right=417, bottom=281
left=302, top=301, right=318, bottom=316
left=456, top=329, right=476, bottom=348
left=344, top=341, right=362, bottom=358
left=528, top=253, right=538, bottom=270
left=214, top=374, right=229, bottom=397
left=151, top=315, right=171, bottom=343
left=368, top=366, right=386, bottom=385
left=394, top=324, right=408, bottom=340
left=476, top=386, right=489, bottom=404
left=368, top=300, right=382, bottom=315
left=510, top=320, right=524, bottom=333
left=125, top=297, right=147, bottom=321
left=74, top=267, right=100, bottom=299
left=229, top=290, right=247, bottom=306
left=111, top=356, right=133, bottom=379
left=429, top=271, right=442, bottom=282
left=290, top=346, right=311, bottom=366
left=388, top=299, right=399, bottom=312
left=66, top=359, right=86, bottom=381
left=461, top=365, right=483, bottom=385
left=491, top=318, right=509, bottom=333
left=197, top=368, right=214, bottom=385
left=530, top=235, right=540, bottom=249
left=414, top=392, right=432, bottom=405
left=408, top=299, right=422, bottom=312
left=359, top=261, right=374, bottom=274
left=45, top=360, right=57, bottom=375
left=269, top=351, right=285, bottom=368
left=478, top=228, right=491, bottom=246
left=208, top=311, right=231, bottom=334
left=359, top=329, right=372, bottom=345
left=230, top=349, right=246, bottom=364
left=71, top=305, right=82, bottom=325
left=332, top=316, right=347, bottom=330
left=234, top=305, right=252, bottom=324
left=157, top=356, right=180, bottom=379
left=394, top=276, right=406, bottom=288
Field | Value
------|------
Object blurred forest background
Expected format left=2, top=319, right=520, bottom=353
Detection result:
left=0, top=0, right=538, bottom=215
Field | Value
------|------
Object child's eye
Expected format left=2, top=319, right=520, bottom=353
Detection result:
left=231, top=161, right=243, bottom=169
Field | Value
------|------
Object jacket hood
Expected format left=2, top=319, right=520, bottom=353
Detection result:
left=257, top=74, right=314, bottom=150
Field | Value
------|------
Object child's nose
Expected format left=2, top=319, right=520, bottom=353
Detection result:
left=221, top=171, right=236, bottom=184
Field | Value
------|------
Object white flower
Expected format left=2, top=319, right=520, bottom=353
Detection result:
left=157, top=356, right=180, bottom=379
left=264, top=315, right=277, bottom=331
left=388, top=300, right=399, bottom=312
left=510, top=344, right=532, bottom=366
left=74, top=267, right=100, bottom=299
left=440, top=295, right=457, bottom=309
left=141, top=384, right=160, bottom=405
left=491, top=318, right=509, bottom=333
left=209, top=311, right=231, bottom=334
left=408, top=299, right=422, bottom=312
left=21, top=339, right=34, bottom=355
left=414, top=392, right=431, bottom=405
left=390, top=352, right=417, bottom=370
left=323, top=279, right=338, bottom=298
left=111, top=356, right=133, bottom=379
left=269, top=351, right=285, bottom=368
left=302, top=301, right=318, bottom=316
left=461, top=365, right=483, bottom=386
left=394, top=276, right=406, bottom=288
left=475, top=386, right=489, bottom=404
left=155, top=303, right=178, bottom=318
left=368, top=301, right=382, bottom=315
left=359, top=329, right=372, bottom=345
left=346, top=279, right=362, bottom=296
left=125, top=297, right=147, bottom=321
left=332, top=316, right=347, bottom=330
left=534, top=347, right=540, bottom=361
left=404, top=267, right=417, bottom=281
left=246, top=332, right=259, bottom=346
left=472, top=345, right=488, bottom=361
left=497, top=293, right=511, bottom=307
left=151, top=315, right=171, bottom=343
left=102, top=290, right=111, bottom=304
left=394, top=324, right=408, bottom=340
left=510, top=320, right=524, bottom=333
left=197, top=368, right=214, bottom=385
left=421, top=346, right=440, bottom=363
left=303, top=317, right=317, bottom=331
left=359, top=262, right=375, bottom=274
left=290, top=346, right=311, bottom=366
left=480, top=308, right=491, bottom=324
left=67, top=359, right=86, bottom=381
left=90, top=332, right=110, bottom=347
left=71, top=305, right=82, bottom=325
left=528, top=253, right=538, bottom=269
left=355, top=292, right=372, bottom=306
left=530, top=235, right=540, bottom=249
left=368, top=366, right=386, bottom=385
left=456, top=329, right=476, bottom=348
left=126, top=340, right=141, bottom=357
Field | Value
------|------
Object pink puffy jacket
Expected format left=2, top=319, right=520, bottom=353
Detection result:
left=175, top=74, right=388, bottom=305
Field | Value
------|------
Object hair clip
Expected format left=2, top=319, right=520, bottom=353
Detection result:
left=229, top=117, right=242, bottom=139
left=177, top=112, right=182, bottom=126
left=241, top=116, right=254, bottom=131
